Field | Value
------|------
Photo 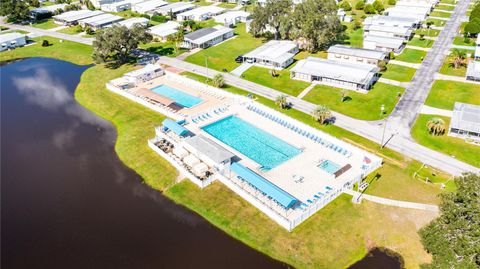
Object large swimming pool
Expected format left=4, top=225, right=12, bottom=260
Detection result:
left=202, top=116, right=301, bottom=170
left=151, top=84, right=203, bottom=108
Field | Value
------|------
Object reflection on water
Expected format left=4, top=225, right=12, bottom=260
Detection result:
left=1, top=58, right=287, bottom=269
left=349, top=248, right=403, bottom=269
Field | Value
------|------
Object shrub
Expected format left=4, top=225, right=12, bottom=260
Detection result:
left=364, top=4, right=376, bottom=14
left=353, top=20, right=362, bottom=30
left=151, top=14, right=167, bottom=23
left=355, top=0, right=365, bottom=10
left=387, top=0, right=396, bottom=5
left=41, top=40, right=50, bottom=47
left=339, top=1, right=352, bottom=11
left=85, top=26, right=95, bottom=35
left=372, top=0, right=384, bottom=13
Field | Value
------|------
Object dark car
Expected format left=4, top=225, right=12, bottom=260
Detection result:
left=235, top=55, right=243, bottom=63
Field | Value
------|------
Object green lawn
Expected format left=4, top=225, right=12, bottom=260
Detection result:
left=198, top=19, right=222, bottom=28
left=57, top=25, right=83, bottom=35
left=425, top=18, right=446, bottom=27
left=439, top=58, right=468, bottom=77
left=459, top=22, right=468, bottom=34
left=430, top=10, right=452, bottom=17
left=139, top=41, right=187, bottom=58
left=425, top=80, right=480, bottom=110
left=113, top=10, right=143, bottom=18
left=343, top=27, right=363, bottom=48
left=31, top=18, right=58, bottom=29
left=439, top=0, right=455, bottom=4
left=435, top=4, right=455, bottom=11
left=302, top=83, right=404, bottom=120
left=380, top=64, right=416, bottom=82
left=412, top=115, right=480, bottom=168
left=218, top=2, right=238, bottom=8
left=193, top=0, right=214, bottom=5
left=415, top=28, right=441, bottom=37
left=453, top=36, right=477, bottom=46
left=242, top=65, right=311, bottom=96
left=185, top=23, right=264, bottom=72
left=394, top=48, right=426, bottom=63
left=408, top=37, right=434, bottom=48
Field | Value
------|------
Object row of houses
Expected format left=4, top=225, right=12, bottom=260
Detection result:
left=0, top=32, right=27, bottom=52
left=53, top=9, right=150, bottom=30
left=466, top=36, right=480, bottom=82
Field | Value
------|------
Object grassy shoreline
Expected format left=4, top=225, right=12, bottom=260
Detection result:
left=1, top=39, right=446, bottom=268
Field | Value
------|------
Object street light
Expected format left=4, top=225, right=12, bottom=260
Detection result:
left=380, top=104, right=387, bottom=149
left=204, top=55, right=209, bottom=83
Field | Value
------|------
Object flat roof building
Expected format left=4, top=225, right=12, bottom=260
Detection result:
left=243, top=40, right=299, bottom=69
left=364, top=15, right=420, bottom=29
left=466, top=61, right=480, bottom=82
left=449, top=102, right=480, bottom=143
left=79, top=13, right=124, bottom=30
left=114, top=17, right=149, bottom=28
left=182, top=25, right=234, bottom=49
left=148, top=21, right=180, bottom=41
left=396, top=0, right=435, bottom=9
left=214, top=11, right=250, bottom=26
left=327, top=45, right=388, bottom=65
left=290, top=57, right=379, bottom=91
left=31, top=3, right=67, bottom=16
left=154, top=2, right=196, bottom=16
left=364, top=24, right=413, bottom=40
left=0, top=32, right=26, bottom=52
left=101, top=1, right=132, bottom=12
left=132, top=0, right=167, bottom=14
left=363, top=35, right=405, bottom=53
left=183, top=135, right=236, bottom=168
left=53, top=10, right=104, bottom=25
left=177, top=6, right=225, bottom=21
left=384, top=6, right=430, bottom=20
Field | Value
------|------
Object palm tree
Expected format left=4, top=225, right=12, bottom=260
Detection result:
left=449, top=48, right=467, bottom=69
left=212, top=73, right=225, bottom=88
left=171, top=28, right=184, bottom=55
left=275, top=94, right=288, bottom=109
left=340, top=89, right=348, bottom=102
left=426, top=117, right=446, bottom=136
left=312, top=105, right=331, bottom=124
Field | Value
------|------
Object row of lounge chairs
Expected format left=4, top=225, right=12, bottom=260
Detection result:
left=299, top=186, right=333, bottom=211
left=190, top=106, right=229, bottom=124
left=199, top=87, right=226, bottom=100
left=246, top=105, right=352, bottom=158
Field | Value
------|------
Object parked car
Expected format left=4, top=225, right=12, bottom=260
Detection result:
left=235, top=55, right=243, bottom=63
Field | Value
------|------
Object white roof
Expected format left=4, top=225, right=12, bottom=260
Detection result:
left=192, top=162, right=208, bottom=176
left=0, top=32, right=25, bottom=43
left=156, top=2, right=195, bottom=14
left=327, top=45, right=387, bottom=60
left=451, top=102, right=480, bottom=133
left=53, top=10, right=104, bottom=23
left=184, top=25, right=233, bottom=45
left=243, top=40, right=297, bottom=64
left=148, top=21, right=180, bottom=37
left=385, top=5, right=430, bottom=14
left=31, top=3, right=67, bottom=13
left=133, top=0, right=167, bottom=11
left=79, top=13, right=123, bottom=26
left=364, top=15, right=419, bottom=27
left=125, top=64, right=162, bottom=77
left=466, top=61, right=480, bottom=80
left=102, top=0, right=131, bottom=8
left=173, top=147, right=189, bottom=159
left=396, top=0, right=434, bottom=8
left=183, top=135, right=235, bottom=164
left=214, top=10, right=250, bottom=23
left=184, top=154, right=201, bottom=167
left=291, top=57, right=379, bottom=85
left=365, top=24, right=413, bottom=36
left=177, top=6, right=224, bottom=18
left=364, top=35, right=404, bottom=49
left=476, top=35, right=480, bottom=45
left=115, top=17, right=149, bottom=28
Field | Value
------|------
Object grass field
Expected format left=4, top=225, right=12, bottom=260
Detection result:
left=425, top=18, right=446, bottom=27
left=302, top=83, right=404, bottom=121
left=408, top=37, right=434, bottom=48
left=380, top=64, right=416, bottom=82
left=57, top=25, right=83, bottom=35
left=412, top=115, right=480, bottom=168
left=31, top=18, right=58, bottom=29
left=438, top=58, right=467, bottom=77
left=185, top=23, right=264, bottom=72
left=394, top=48, right=426, bottom=63
left=435, top=4, right=455, bottom=11
left=439, top=0, right=455, bottom=3
left=242, top=64, right=311, bottom=96
left=430, top=10, right=452, bottom=18
left=425, top=80, right=480, bottom=110
left=453, top=36, right=477, bottom=46
left=139, top=41, right=187, bottom=58
left=343, top=27, right=363, bottom=48
left=415, top=28, right=441, bottom=37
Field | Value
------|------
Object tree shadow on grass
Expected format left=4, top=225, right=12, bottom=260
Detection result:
left=145, top=46, right=175, bottom=56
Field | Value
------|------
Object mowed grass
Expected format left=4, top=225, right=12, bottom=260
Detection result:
left=31, top=18, right=58, bottom=29
left=415, top=28, right=441, bottom=37
left=439, top=58, right=468, bottom=77
left=57, top=26, right=83, bottom=35
left=0, top=36, right=93, bottom=65
left=408, top=37, right=434, bottom=48
left=453, top=36, right=477, bottom=46
left=380, top=64, right=416, bottom=82
left=394, top=48, right=426, bottom=63
left=185, top=23, right=264, bottom=72
left=139, top=41, right=187, bottom=58
left=430, top=10, right=452, bottom=17
left=412, top=115, right=480, bottom=168
left=344, top=27, right=363, bottom=48
left=302, top=83, right=404, bottom=121
left=425, top=80, right=480, bottom=110
left=425, top=18, right=447, bottom=27
left=242, top=64, right=311, bottom=96
left=435, top=4, right=455, bottom=10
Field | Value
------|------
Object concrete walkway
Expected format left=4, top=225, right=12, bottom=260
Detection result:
left=378, top=77, right=410, bottom=87
left=435, top=72, right=480, bottom=84
left=450, top=44, right=476, bottom=50
left=230, top=62, right=253, bottom=76
left=297, top=83, right=316, bottom=98
left=429, top=16, right=450, bottom=21
left=420, top=105, right=453, bottom=117
left=49, top=25, right=68, bottom=32
left=344, top=189, right=440, bottom=212
left=176, top=48, right=201, bottom=60
left=389, top=60, right=421, bottom=69
left=406, top=45, right=431, bottom=52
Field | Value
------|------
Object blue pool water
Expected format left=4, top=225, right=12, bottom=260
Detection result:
left=318, top=160, right=341, bottom=174
left=202, top=116, right=301, bottom=170
left=151, top=84, right=203, bottom=108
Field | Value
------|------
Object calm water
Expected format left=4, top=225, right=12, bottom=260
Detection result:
left=1, top=58, right=287, bottom=269
left=349, top=248, right=403, bottom=269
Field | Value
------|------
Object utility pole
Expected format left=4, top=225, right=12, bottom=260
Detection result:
left=380, top=104, right=387, bottom=149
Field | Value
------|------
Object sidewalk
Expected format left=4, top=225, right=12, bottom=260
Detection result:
left=420, top=105, right=453, bottom=117
left=230, top=62, right=253, bottom=76
left=389, top=60, right=421, bottom=69
left=435, top=73, right=480, bottom=85
left=297, top=83, right=316, bottom=98
left=378, top=77, right=410, bottom=87
left=405, top=45, right=431, bottom=52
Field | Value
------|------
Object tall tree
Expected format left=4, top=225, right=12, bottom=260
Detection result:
left=420, top=173, right=480, bottom=268
left=0, top=0, right=30, bottom=23
left=312, top=105, right=331, bottom=124
left=291, top=0, right=343, bottom=51
left=449, top=48, right=467, bottom=69
left=275, top=94, right=288, bottom=109
left=250, top=0, right=293, bottom=39
left=92, top=25, right=152, bottom=65
left=426, top=117, right=446, bottom=135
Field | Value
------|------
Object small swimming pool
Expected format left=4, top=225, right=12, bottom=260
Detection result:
left=202, top=116, right=301, bottom=170
left=318, top=159, right=341, bottom=174
left=151, top=84, right=202, bottom=108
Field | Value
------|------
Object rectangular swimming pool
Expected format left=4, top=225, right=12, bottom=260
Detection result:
left=151, top=84, right=202, bottom=108
left=318, top=159, right=341, bottom=174
left=202, top=116, right=301, bottom=170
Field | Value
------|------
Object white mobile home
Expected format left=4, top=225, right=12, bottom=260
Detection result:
left=148, top=21, right=180, bottom=41
left=364, top=15, right=420, bottom=29
left=327, top=45, right=388, bottom=65
left=78, top=13, right=124, bottom=30
left=154, top=2, right=196, bottom=16
left=364, top=25, right=413, bottom=41
left=177, top=6, right=225, bottom=21
left=290, top=57, right=379, bottom=91
left=396, top=0, right=435, bottom=9
left=466, top=61, right=480, bottom=82
left=31, top=4, right=67, bottom=16
left=53, top=10, right=104, bottom=25
left=214, top=11, right=250, bottom=26
left=114, top=17, right=149, bottom=28
left=384, top=6, right=430, bottom=20
left=101, top=1, right=132, bottom=12
left=0, top=33, right=26, bottom=51
left=448, top=102, right=480, bottom=143
left=243, top=40, right=299, bottom=69
left=124, top=64, right=164, bottom=85
left=363, top=35, right=405, bottom=53
left=132, top=0, right=167, bottom=14
left=181, top=25, right=234, bottom=49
